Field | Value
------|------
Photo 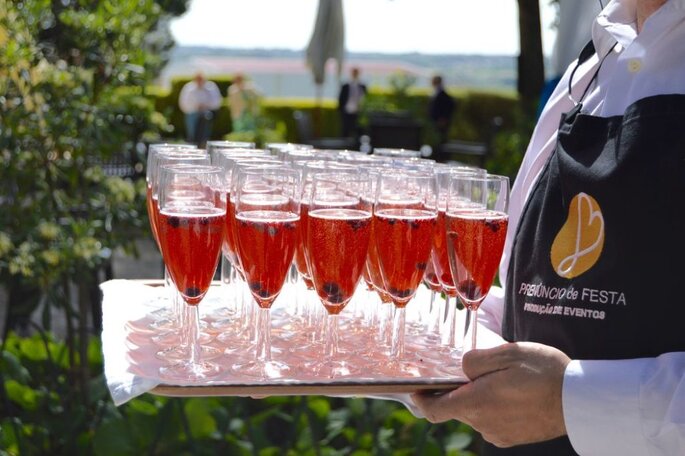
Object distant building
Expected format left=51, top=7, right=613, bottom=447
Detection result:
left=159, top=47, right=517, bottom=99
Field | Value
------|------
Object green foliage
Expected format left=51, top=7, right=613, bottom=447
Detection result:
left=452, top=92, right=518, bottom=141
left=487, top=106, right=536, bottom=180
left=0, top=1, right=187, bottom=449
left=224, top=115, right=288, bottom=148
left=0, top=0, right=185, bottom=323
left=0, top=332, right=479, bottom=455
left=1, top=333, right=104, bottom=454
left=386, top=70, right=421, bottom=113
left=265, top=99, right=341, bottom=140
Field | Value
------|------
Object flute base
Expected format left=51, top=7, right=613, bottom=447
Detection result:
left=232, top=359, right=291, bottom=380
left=306, top=359, right=362, bottom=380
left=156, top=344, right=223, bottom=363
left=159, top=360, right=222, bottom=382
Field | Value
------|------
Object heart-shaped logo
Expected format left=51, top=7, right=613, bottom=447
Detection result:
left=550, top=192, right=605, bottom=279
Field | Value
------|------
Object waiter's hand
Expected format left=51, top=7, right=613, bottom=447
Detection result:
left=411, top=342, right=571, bottom=448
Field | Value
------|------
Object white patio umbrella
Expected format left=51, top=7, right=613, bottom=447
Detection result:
left=306, top=0, right=345, bottom=101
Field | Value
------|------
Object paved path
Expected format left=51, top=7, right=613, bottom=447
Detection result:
left=0, top=238, right=163, bottom=337
left=111, top=238, right=164, bottom=280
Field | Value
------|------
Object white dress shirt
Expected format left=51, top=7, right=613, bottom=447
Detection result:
left=178, top=79, right=222, bottom=114
left=345, top=82, right=363, bottom=114
left=479, top=0, right=685, bottom=453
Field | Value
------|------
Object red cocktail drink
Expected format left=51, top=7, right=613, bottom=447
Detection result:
left=431, top=209, right=458, bottom=296
left=374, top=208, right=436, bottom=307
left=146, top=185, right=161, bottom=249
left=446, top=210, right=508, bottom=310
left=307, top=208, right=371, bottom=315
left=365, top=216, right=393, bottom=302
left=293, top=202, right=314, bottom=289
left=235, top=210, right=299, bottom=308
left=223, top=198, right=242, bottom=270
left=423, top=259, right=443, bottom=293
left=158, top=207, right=225, bottom=305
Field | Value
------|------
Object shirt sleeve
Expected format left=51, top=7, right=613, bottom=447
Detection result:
left=563, top=352, right=685, bottom=455
left=178, top=84, right=194, bottom=114
left=202, top=82, right=222, bottom=111
left=478, top=285, right=504, bottom=335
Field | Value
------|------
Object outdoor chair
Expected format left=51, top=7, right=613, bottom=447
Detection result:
left=292, top=110, right=358, bottom=150
left=367, top=111, right=422, bottom=151
left=436, top=116, right=503, bottom=168
left=86, top=150, right=143, bottom=179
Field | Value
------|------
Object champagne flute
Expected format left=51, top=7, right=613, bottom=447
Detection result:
left=374, top=171, right=437, bottom=375
left=206, top=140, right=256, bottom=155
left=392, top=157, right=436, bottom=171
left=153, top=163, right=225, bottom=362
left=284, top=147, right=343, bottom=163
left=339, top=152, right=393, bottom=167
left=216, top=155, right=282, bottom=273
left=146, top=150, right=210, bottom=337
left=209, top=147, right=268, bottom=166
left=431, top=165, right=485, bottom=350
left=157, top=165, right=226, bottom=381
left=373, top=148, right=422, bottom=159
left=212, top=152, right=280, bottom=322
left=446, top=174, right=509, bottom=352
left=145, top=144, right=200, bottom=252
left=231, top=166, right=300, bottom=378
left=266, top=142, right=313, bottom=160
left=304, top=173, right=373, bottom=377
left=214, top=159, right=284, bottom=333
left=417, top=258, right=442, bottom=339
left=293, top=161, right=360, bottom=292
left=362, top=165, right=396, bottom=348
left=138, top=144, right=198, bottom=322
left=308, top=148, right=345, bottom=161
left=147, top=149, right=208, bottom=251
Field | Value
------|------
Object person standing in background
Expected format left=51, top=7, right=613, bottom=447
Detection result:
left=178, top=73, right=222, bottom=147
left=428, top=75, right=456, bottom=146
left=227, top=73, right=262, bottom=133
left=337, top=67, right=367, bottom=138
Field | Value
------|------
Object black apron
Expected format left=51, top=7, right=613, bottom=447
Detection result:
left=488, top=42, right=685, bottom=455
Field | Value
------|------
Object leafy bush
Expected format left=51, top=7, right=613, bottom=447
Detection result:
left=0, top=0, right=180, bottom=333
left=487, top=106, right=536, bottom=180
left=0, top=0, right=185, bottom=439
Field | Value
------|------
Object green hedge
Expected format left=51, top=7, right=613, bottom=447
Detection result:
left=151, top=76, right=519, bottom=145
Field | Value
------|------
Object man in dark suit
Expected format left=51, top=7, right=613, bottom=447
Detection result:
left=338, top=67, right=367, bottom=138
left=428, top=75, right=456, bottom=145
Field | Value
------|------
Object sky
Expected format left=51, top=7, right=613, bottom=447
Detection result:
left=170, top=0, right=559, bottom=56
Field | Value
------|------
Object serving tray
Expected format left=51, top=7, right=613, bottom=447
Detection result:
left=108, top=280, right=468, bottom=399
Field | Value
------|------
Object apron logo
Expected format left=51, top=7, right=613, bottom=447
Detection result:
left=550, top=192, right=605, bottom=278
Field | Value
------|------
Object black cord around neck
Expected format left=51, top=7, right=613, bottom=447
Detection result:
left=567, top=41, right=618, bottom=106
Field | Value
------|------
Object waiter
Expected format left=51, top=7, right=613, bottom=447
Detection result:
left=412, top=0, right=685, bottom=454
left=337, top=67, right=367, bottom=138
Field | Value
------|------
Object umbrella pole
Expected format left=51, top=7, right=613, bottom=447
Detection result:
left=314, top=83, right=323, bottom=137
